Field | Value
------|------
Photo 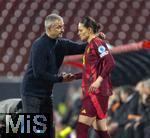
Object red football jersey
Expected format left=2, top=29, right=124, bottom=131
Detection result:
left=82, top=37, right=115, bottom=97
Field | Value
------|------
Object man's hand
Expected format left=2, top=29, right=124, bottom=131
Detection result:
left=62, top=72, right=75, bottom=82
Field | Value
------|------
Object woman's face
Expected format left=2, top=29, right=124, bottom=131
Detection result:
left=78, top=23, right=90, bottom=41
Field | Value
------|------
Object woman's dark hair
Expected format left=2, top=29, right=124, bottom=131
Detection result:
left=80, top=16, right=102, bottom=33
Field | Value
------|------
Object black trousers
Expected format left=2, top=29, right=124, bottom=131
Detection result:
left=21, top=95, right=54, bottom=138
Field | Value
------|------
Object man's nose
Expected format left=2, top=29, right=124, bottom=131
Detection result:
left=61, top=27, right=64, bottom=32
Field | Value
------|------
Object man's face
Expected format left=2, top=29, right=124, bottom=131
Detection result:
left=78, top=23, right=90, bottom=41
left=49, top=19, right=64, bottom=38
left=120, top=92, right=128, bottom=103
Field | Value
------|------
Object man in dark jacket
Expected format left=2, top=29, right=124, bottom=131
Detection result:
left=20, top=13, right=86, bottom=138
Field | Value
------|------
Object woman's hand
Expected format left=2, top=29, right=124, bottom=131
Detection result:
left=89, top=76, right=103, bottom=93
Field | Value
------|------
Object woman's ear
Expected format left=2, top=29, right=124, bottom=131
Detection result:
left=88, top=27, right=93, bottom=34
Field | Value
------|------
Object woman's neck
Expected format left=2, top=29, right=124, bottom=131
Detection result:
left=87, top=34, right=96, bottom=43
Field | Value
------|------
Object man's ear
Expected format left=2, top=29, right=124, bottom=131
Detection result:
left=48, top=26, right=51, bottom=31
left=48, top=24, right=54, bottom=31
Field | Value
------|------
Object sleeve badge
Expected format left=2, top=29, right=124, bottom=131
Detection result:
left=98, top=45, right=108, bottom=57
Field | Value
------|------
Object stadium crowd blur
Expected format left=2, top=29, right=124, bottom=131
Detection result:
left=53, top=78, right=150, bottom=138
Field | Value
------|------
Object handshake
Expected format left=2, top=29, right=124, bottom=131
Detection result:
left=61, top=72, right=76, bottom=82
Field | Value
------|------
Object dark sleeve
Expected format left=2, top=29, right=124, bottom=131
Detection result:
left=60, top=39, right=87, bottom=55
left=127, top=94, right=139, bottom=114
left=32, top=42, right=63, bottom=83
left=113, top=105, right=129, bottom=126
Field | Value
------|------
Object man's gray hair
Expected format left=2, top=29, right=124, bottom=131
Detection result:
left=44, top=13, right=63, bottom=28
